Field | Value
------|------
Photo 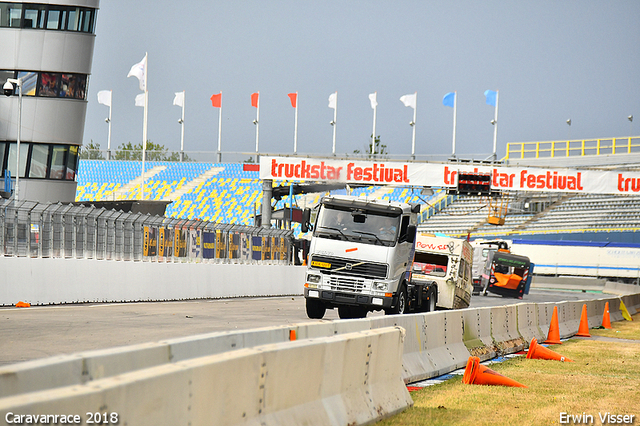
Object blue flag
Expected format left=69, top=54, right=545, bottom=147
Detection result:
left=442, top=92, right=455, bottom=107
left=484, top=90, right=497, bottom=107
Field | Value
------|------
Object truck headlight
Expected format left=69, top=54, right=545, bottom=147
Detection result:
left=307, top=274, right=321, bottom=284
left=372, top=281, right=387, bottom=291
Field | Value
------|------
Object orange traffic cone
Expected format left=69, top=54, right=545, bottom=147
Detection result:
left=462, top=356, right=527, bottom=388
left=601, top=302, right=612, bottom=329
left=544, top=306, right=562, bottom=345
left=575, top=304, right=591, bottom=337
left=526, top=338, right=573, bottom=362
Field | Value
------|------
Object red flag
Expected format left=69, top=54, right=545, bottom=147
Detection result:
left=288, top=92, right=297, bottom=108
left=251, top=92, right=259, bottom=108
left=210, top=92, right=221, bottom=108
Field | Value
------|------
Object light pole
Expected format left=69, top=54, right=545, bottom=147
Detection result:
left=3, top=77, right=23, bottom=202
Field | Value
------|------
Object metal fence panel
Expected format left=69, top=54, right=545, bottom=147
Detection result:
left=0, top=200, right=294, bottom=264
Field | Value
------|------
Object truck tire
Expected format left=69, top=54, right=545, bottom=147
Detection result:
left=385, top=285, right=407, bottom=315
left=306, top=298, right=326, bottom=319
left=338, top=305, right=368, bottom=319
left=424, top=287, right=437, bottom=312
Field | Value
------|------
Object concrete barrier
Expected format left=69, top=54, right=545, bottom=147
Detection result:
left=603, top=281, right=640, bottom=296
left=0, top=258, right=305, bottom=306
left=462, top=307, right=496, bottom=361
left=490, top=305, right=525, bottom=353
left=0, top=328, right=412, bottom=426
left=515, top=303, right=546, bottom=344
left=2, top=293, right=638, bottom=408
left=609, top=297, right=624, bottom=322
left=622, top=294, right=638, bottom=315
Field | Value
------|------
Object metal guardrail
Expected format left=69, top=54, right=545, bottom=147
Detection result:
left=0, top=199, right=293, bottom=264
left=506, top=136, right=640, bottom=159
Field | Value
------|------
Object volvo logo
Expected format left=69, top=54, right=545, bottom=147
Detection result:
left=345, top=263, right=353, bottom=270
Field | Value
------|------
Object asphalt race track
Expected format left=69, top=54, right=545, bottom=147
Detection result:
left=0, top=289, right=604, bottom=366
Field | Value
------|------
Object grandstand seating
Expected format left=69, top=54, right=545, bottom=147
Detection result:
left=76, top=161, right=439, bottom=230
left=78, top=160, right=640, bottom=241
left=417, top=192, right=640, bottom=240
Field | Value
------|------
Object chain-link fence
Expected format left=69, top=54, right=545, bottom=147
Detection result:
left=0, top=199, right=293, bottom=264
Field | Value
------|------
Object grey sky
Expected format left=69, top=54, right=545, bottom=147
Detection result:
left=83, top=1, right=640, bottom=162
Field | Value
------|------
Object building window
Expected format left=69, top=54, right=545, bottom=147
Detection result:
left=6, top=143, right=28, bottom=179
left=23, top=4, right=46, bottom=29
left=29, top=144, right=49, bottom=178
left=1, top=70, right=88, bottom=100
left=17, top=71, right=38, bottom=96
left=50, top=145, right=66, bottom=180
left=1, top=143, right=79, bottom=181
left=0, top=3, right=22, bottom=28
left=0, top=3, right=96, bottom=33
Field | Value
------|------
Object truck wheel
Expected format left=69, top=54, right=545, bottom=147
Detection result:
left=386, top=285, right=407, bottom=315
left=425, top=287, right=437, bottom=312
left=338, top=305, right=367, bottom=319
left=306, top=298, right=326, bottom=319
left=338, top=306, right=351, bottom=319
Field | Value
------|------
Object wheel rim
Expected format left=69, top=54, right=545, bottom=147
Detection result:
left=398, top=291, right=406, bottom=313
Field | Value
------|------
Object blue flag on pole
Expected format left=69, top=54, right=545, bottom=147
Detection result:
left=443, top=92, right=455, bottom=107
left=484, top=90, right=497, bottom=107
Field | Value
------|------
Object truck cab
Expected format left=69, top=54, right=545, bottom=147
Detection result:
left=303, top=195, right=419, bottom=319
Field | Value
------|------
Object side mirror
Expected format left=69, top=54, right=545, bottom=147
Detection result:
left=301, top=208, right=311, bottom=233
left=405, top=225, right=416, bottom=244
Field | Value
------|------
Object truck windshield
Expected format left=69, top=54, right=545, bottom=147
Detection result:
left=314, top=205, right=399, bottom=246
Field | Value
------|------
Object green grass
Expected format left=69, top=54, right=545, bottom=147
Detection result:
left=378, top=313, right=640, bottom=426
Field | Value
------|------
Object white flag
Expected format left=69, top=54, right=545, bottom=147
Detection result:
left=400, top=93, right=417, bottom=109
left=135, top=93, right=145, bottom=107
left=97, top=90, right=112, bottom=107
left=173, top=91, right=184, bottom=107
left=368, top=92, right=377, bottom=109
left=127, top=55, right=147, bottom=91
left=328, top=92, right=337, bottom=109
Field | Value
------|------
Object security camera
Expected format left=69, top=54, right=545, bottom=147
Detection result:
left=3, top=81, right=14, bottom=97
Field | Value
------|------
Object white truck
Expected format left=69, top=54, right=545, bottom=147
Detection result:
left=411, top=233, right=474, bottom=310
left=302, top=195, right=421, bottom=319
left=302, top=195, right=473, bottom=319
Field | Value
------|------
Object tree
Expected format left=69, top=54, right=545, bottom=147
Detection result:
left=353, top=135, right=388, bottom=159
left=79, top=141, right=104, bottom=160
left=114, top=141, right=191, bottom=161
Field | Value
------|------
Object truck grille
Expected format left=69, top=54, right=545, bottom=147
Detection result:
left=310, top=255, right=388, bottom=279
left=329, top=276, right=365, bottom=293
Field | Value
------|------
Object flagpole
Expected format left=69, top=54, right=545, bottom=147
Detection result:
left=451, top=91, right=457, bottom=158
left=140, top=52, right=148, bottom=200
left=331, top=92, right=337, bottom=156
left=411, top=92, right=417, bottom=160
left=255, top=91, right=260, bottom=156
left=179, top=90, right=185, bottom=162
left=217, top=92, right=222, bottom=163
left=492, top=90, right=499, bottom=161
left=372, top=91, right=377, bottom=156
left=107, top=91, right=112, bottom=160
left=293, top=92, right=298, bottom=154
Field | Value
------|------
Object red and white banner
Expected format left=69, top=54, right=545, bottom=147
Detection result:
left=260, top=156, right=640, bottom=195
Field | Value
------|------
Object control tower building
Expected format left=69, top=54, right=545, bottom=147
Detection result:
left=0, top=0, right=99, bottom=202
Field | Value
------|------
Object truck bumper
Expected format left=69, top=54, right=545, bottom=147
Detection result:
left=304, top=287, right=393, bottom=309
